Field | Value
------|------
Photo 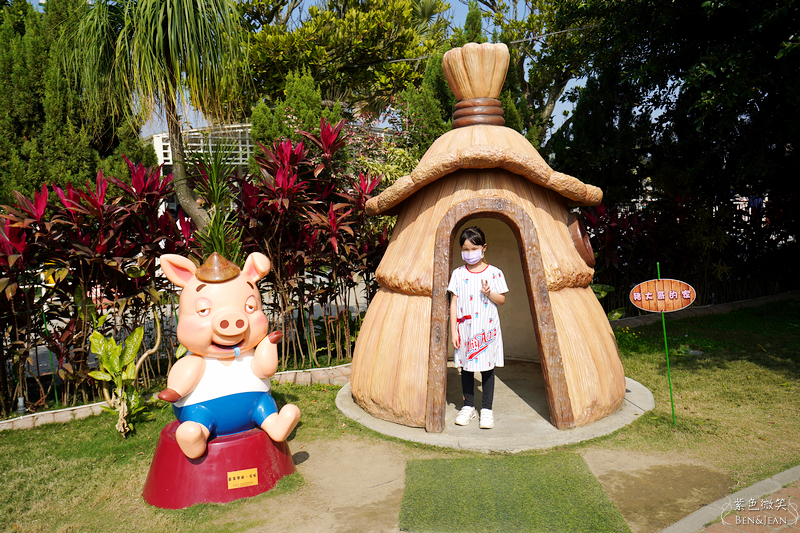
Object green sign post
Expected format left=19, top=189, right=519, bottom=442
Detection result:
left=629, top=263, right=696, bottom=425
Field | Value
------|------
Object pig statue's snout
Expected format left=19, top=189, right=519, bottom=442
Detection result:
left=213, top=312, right=248, bottom=336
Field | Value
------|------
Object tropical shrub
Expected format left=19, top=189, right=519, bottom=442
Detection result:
left=235, top=118, right=386, bottom=370
left=0, top=108, right=396, bottom=416
left=249, top=69, right=344, bottom=172
left=0, top=159, right=197, bottom=417
left=89, top=324, right=149, bottom=437
left=584, top=195, right=800, bottom=316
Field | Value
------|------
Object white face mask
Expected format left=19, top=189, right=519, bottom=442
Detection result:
left=461, top=249, right=483, bottom=265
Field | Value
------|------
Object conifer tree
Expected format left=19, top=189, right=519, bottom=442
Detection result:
left=250, top=69, right=344, bottom=160
left=0, top=0, right=155, bottom=205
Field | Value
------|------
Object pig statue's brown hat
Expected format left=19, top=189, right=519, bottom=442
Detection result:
left=195, top=252, right=241, bottom=283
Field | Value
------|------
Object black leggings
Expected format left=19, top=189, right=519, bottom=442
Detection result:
left=461, top=369, right=495, bottom=410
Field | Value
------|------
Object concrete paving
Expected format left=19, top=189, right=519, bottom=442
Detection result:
left=336, top=360, right=655, bottom=453
left=661, top=466, right=800, bottom=533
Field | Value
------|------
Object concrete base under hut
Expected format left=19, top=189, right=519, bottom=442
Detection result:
left=337, top=360, right=653, bottom=453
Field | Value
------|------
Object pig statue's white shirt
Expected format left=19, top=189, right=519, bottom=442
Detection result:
left=174, top=349, right=271, bottom=407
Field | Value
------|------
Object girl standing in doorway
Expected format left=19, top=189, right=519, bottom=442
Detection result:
left=448, top=226, right=508, bottom=429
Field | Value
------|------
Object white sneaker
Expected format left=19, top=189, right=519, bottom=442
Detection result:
left=479, top=409, right=494, bottom=429
left=455, top=406, right=477, bottom=426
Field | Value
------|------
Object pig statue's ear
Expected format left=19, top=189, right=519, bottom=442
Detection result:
left=242, top=253, right=271, bottom=282
left=160, top=255, right=197, bottom=288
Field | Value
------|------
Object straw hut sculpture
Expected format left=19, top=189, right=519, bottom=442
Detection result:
left=350, top=42, right=625, bottom=432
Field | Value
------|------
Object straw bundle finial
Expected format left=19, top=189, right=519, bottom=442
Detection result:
left=442, top=43, right=509, bottom=128
left=443, top=42, right=510, bottom=101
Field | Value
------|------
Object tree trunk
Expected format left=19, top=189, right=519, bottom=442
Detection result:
left=164, top=94, right=209, bottom=231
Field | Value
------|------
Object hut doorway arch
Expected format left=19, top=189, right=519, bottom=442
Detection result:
left=450, top=218, right=538, bottom=362
left=426, top=197, right=575, bottom=432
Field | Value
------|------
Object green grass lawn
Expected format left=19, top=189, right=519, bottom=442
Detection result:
left=0, top=387, right=340, bottom=533
left=400, top=453, right=631, bottom=533
left=604, top=299, right=800, bottom=488
left=1, top=300, right=798, bottom=532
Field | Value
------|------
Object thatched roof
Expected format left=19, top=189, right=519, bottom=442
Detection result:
left=366, top=42, right=602, bottom=216
left=365, top=125, right=603, bottom=216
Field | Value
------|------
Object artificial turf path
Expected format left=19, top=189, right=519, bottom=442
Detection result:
left=400, top=452, right=631, bottom=533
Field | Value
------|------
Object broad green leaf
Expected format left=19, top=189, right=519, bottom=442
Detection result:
left=105, top=339, right=122, bottom=375
left=175, top=344, right=188, bottom=359
left=89, top=370, right=112, bottom=381
left=89, top=331, right=108, bottom=361
left=126, top=266, right=146, bottom=278
left=120, top=327, right=143, bottom=368
left=592, top=284, right=616, bottom=293
left=122, top=362, right=136, bottom=382
left=591, top=284, right=616, bottom=300
left=55, top=268, right=69, bottom=283
left=130, top=388, right=141, bottom=408
left=607, top=308, right=626, bottom=320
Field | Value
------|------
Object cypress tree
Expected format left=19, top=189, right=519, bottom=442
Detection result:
left=0, top=0, right=155, bottom=205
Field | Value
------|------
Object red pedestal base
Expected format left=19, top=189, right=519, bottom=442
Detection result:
left=142, top=421, right=295, bottom=509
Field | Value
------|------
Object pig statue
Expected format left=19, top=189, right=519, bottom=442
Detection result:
left=157, top=252, right=301, bottom=459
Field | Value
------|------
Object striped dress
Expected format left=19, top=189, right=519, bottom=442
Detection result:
left=447, top=264, right=509, bottom=372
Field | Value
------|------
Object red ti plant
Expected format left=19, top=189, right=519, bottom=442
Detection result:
left=299, top=118, right=347, bottom=177
left=0, top=160, right=198, bottom=414
left=232, top=117, right=386, bottom=369
left=106, top=157, right=199, bottom=277
left=0, top=184, right=57, bottom=412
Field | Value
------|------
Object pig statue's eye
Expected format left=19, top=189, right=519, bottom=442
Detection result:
left=195, top=298, right=211, bottom=317
left=245, top=295, right=258, bottom=314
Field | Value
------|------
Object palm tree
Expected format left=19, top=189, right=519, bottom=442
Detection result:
left=67, top=0, right=247, bottom=231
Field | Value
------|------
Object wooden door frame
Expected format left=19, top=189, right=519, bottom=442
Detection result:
left=425, top=197, right=575, bottom=432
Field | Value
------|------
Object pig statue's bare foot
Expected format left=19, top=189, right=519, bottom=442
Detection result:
left=175, top=421, right=210, bottom=459
left=261, top=404, right=301, bottom=442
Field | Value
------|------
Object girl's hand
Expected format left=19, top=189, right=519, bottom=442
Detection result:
left=481, top=280, right=491, bottom=296
left=451, top=327, right=460, bottom=349
left=482, top=281, right=506, bottom=305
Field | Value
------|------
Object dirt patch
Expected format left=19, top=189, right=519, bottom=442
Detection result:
left=156, top=435, right=734, bottom=533
left=581, top=449, right=732, bottom=533
left=239, top=436, right=420, bottom=533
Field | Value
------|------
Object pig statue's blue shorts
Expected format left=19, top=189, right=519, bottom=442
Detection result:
left=172, top=391, right=277, bottom=437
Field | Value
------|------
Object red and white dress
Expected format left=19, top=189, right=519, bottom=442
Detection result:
left=447, top=264, right=509, bottom=372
